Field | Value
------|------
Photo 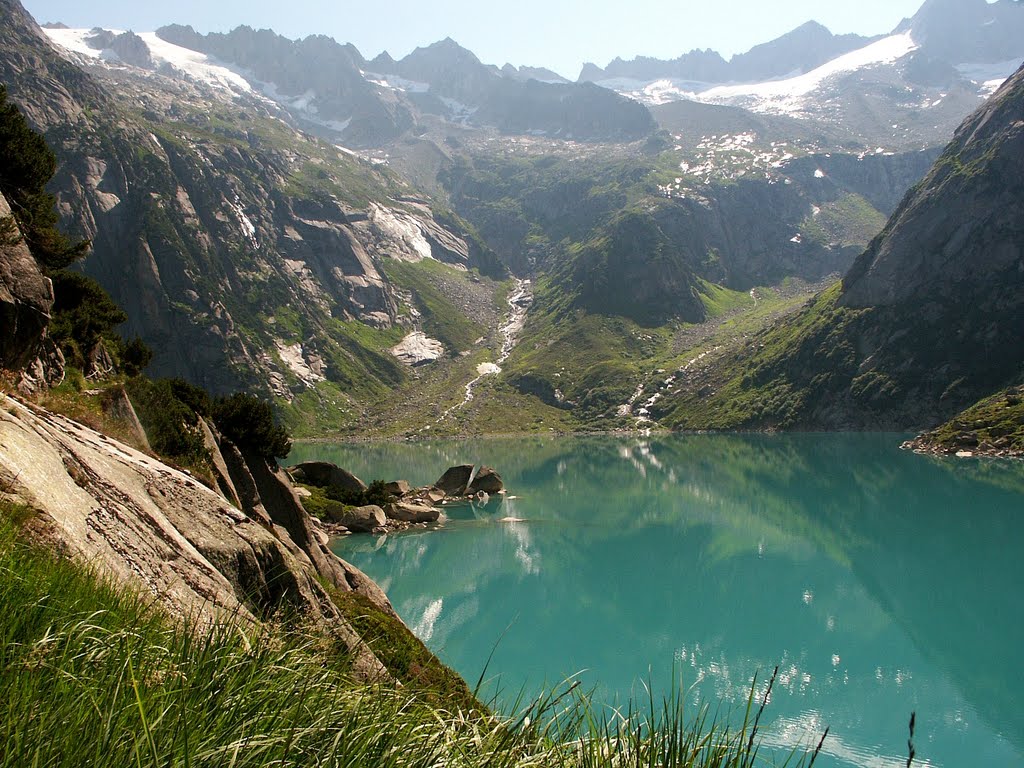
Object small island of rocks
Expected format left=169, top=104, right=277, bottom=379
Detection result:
left=287, top=461, right=505, bottom=535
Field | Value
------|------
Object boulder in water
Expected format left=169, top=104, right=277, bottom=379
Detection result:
left=469, top=466, right=503, bottom=494
left=288, top=461, right=367, bottom=492
left=434, top=464, right=475, bottom=496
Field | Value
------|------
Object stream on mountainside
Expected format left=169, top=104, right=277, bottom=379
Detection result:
left=437, top=278, right=532, bottom=422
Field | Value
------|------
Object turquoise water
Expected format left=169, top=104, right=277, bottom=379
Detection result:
left=289, top=434, right=1024, bottom=767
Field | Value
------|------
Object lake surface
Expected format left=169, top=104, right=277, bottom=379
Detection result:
left=289, top=434, right=1024, bottom=768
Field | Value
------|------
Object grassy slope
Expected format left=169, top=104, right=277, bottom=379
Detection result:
left=910, top=385, right=1024, bottom=456
left=502, top=277, right=819, bottom=432
left=0, top=503, right=481, bottom=767
left=381, top=258, right=488, bottom=353
left=656, top=284, right=872, bottom=430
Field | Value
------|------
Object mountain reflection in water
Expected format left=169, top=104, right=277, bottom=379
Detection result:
left=289, top=434, right=1024, bottom=768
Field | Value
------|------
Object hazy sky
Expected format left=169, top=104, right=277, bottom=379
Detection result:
left=22, top=0, right=930, bottom=79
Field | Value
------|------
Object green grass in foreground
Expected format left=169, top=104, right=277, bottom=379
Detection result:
left=0, top=500, right=825, bottom=767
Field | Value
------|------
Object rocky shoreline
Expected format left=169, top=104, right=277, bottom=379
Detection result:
left=288, top=460, right=506, bottom=536
left=901, top=437, right=1024, bottom=460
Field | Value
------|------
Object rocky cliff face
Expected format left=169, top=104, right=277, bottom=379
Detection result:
left=0, top=393, right=392, bottom=679
left=901, top=0, right=1024, bottom=64
left=0, top=0, right=494, bottom=402
left=155, top=24, right=415, bottom=146
left=840, top=64, right=1024, bottom=309
left=0, top=191, right=53, bottom=372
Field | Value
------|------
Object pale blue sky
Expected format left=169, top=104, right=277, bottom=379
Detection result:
left=22, top=0, right=930, bottom=79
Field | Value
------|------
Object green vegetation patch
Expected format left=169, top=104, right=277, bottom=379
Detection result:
left=506, top=293, right=674, bottom=423
left=328, top=589, right=478, bottom=711
left=0, top=503, right=487, bottom=767
left=916, top=386, right=1024, bottom=455
left=801, top=193, right=887, bottom=249
left=382, top=259, right=488, bottom=353
left=698, top=280, right=755, bottom=319
left=658, top=283, right=872, bottom=430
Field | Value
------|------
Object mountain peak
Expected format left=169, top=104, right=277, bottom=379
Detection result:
left=792, top=19, right=832, bottom=34
left=905, top=0, right=1024, bottom=61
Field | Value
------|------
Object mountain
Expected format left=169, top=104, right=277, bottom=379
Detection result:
left=500, top=63, right=568, bottom=83
left=586, top=0, right=1024, bottom=149
left=149, top=27, right=654, bottom=144
left=366, top=38, right=656, bottom=141
left=0, top=0, right=509, bottom=428
left=581, top=21, right=874, bottom=85
left=154, top=24, right=415, bottom=146
left=730, top=21, right=876, bottom=82
left=900, top=0, right=1024, bottom=63
left=655, top=61, right=1024, bottom=431
left=9, top=0, right=1018, bottom=438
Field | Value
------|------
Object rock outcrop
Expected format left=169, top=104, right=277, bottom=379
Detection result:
left=434, top=464, right=475, bottom=496
left=331, top=504, right=387, bottom=533
left=468, top=466, right=503, bottom=494
left=0, top=394, right=392, bottom=679
left=383, top=501, right=442, bottom=524
left=0, top=191, right=53, bottom=373
left=288, top=461, right=367, bottom=492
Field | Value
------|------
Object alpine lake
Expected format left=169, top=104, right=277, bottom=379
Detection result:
left=288, top=433, right=1024, bottom=768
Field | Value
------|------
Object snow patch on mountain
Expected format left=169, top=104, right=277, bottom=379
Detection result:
left=701, top=33, right=917, bottom=107
left=956, top=58, right=1020, bottom=95
left=44, top=27, right=106, bottom=59
left=250, top=79, right=353, bottom=133
left=603, top=33, right=919, bottom=115
left=137, top=32, right=254, bottom=92
left=391, top=332, right=444, bottom=366
left=44, top=28, right=255, bottom=95
left=362, top=72, right=430, bottom=94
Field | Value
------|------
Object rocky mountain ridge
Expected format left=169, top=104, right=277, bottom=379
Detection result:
left=150, top=25, right=655, bottom=145
left=584, top=0, right=1024, bottom=149
left=580, top=21, right=875, bottom=86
